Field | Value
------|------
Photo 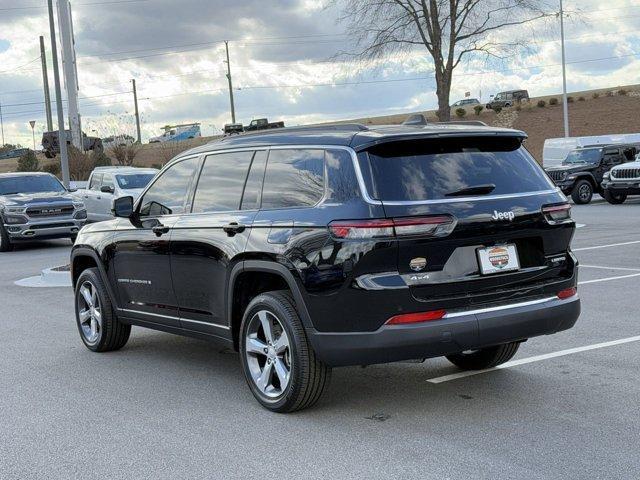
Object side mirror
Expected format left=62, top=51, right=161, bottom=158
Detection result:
left=101, top=185, right=115, bottom=194
left=112, top=196, right=134, bottom=218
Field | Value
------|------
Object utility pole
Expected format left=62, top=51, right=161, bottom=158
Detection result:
left=57, top=0, right=82, bottom=150
left=132, top=79, right=141, bottom=143
left=559, top=0, right=569, bottom=137
left=224, top=41, right=236, bottom=124
left=0, top=101, right=4, bottom=146
left=48, top=0, right=70, bottom=188
left=39, top=36, right=53, bottom=132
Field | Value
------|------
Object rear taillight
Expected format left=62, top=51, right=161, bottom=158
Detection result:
left=542, top=203, right=571, bottom=224
left=557, top=287, right=577, bottom=300
left=329, top=215, right=456, bottom=239
left=386, top=309, right=447, bottom=325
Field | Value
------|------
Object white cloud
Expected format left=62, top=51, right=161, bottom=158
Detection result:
left=0, top=0, right=638, bottom=145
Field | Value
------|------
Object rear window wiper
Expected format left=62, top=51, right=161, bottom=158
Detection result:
left=445, top=184, right=496, bottom=197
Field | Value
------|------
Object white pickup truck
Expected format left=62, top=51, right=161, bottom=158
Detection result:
left=77, top=166, right=159, bottom=222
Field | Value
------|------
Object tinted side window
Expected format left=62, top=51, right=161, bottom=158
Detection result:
left=89, top=174, right=102, bottom=190
left=326, top=149, right=360, bottom=202
left=193, top=151, right=253, bottom=213
left=261, top=149, right=325, bottom=209
left=139, top=157, right=199, bottom=216
left=241, top=150, right=267, bottom=210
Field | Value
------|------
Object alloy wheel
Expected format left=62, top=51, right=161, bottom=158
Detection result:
left=244, top=310, right=291, bottom=398
left=579, top=184, right=591, bottom=201
left=77, top=281, right=102, bottom=345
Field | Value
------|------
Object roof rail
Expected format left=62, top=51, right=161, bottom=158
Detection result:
left=214, top=122, right=370, bottom=143
left=439, top=120, right=488, bottom=127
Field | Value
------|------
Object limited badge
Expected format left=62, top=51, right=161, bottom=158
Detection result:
left=488, top=247, right=510, bottom=269
left=409, top=257, right=427, bottom=271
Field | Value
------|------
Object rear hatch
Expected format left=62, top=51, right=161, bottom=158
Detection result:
left=358, top=135, right=576, bottom=310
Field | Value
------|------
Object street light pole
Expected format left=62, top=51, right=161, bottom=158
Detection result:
left=48, top=0, right=71, bottom=188
left=560, top=0, right=569, bottom=138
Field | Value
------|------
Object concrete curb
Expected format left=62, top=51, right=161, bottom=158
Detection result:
left=15, top=266, right=72, bottom=288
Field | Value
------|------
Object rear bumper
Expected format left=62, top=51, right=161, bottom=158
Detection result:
left=308, top=295, right=580, bottom=367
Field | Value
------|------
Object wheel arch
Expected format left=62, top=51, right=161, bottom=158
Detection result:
left=70, top=247, right=118, bottom=307
left=227, top=260, right=314, bottom=351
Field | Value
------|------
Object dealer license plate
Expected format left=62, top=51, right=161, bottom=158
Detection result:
left=477, top=244, right=520, bottom=275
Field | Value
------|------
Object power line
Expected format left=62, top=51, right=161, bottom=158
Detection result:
left=78, top=33, right=348, bottom=59
left=0, top=56, right=41, bottom=75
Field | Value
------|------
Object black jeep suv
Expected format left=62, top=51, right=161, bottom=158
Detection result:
left=70, top=124, right=580, bottom=412
left=545, top=144, right=637, bottom=204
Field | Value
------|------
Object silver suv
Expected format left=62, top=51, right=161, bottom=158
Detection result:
left=0, top=172, right=87, bottom=252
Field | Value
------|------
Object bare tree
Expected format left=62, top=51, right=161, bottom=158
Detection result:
left=109, top=143, right=141, bottom=166
left=333, top=0, right=552, bottom=121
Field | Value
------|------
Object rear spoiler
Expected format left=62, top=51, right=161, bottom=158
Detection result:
left=354, top=130, right=527, bottom=152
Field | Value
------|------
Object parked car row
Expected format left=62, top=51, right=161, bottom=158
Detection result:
left=544, top=144, right=638, bottom=204
left=450, top=89, right=530, bottom=110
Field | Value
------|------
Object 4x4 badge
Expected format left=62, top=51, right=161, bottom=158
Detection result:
left=409, top=257, right=427, bottom=271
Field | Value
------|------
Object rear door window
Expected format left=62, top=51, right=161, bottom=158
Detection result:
left=261, top=149, right=325, bottom=209
left=192, top=151, right=254, bottom=213
left=363, top=137, right=553, bottom=202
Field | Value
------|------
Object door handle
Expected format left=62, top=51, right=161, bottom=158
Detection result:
left=152, top=224, right=170, bottom=237
left=223, top=222, right=246, bottom=236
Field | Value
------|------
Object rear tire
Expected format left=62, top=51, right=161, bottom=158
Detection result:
left=603, top=190, right=627, bottom=204
left=0, top=224, right=13, bottom=252
left=239, top=291, right=331, bottom=413
left=74, top=267, right=131, bottom=352
left=571, top=179, right=593, bottom=204
left=446, top=342, right=520, bottom=370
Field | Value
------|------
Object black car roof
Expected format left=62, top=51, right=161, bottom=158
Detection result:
left=176, top=123, right=527, bottom=159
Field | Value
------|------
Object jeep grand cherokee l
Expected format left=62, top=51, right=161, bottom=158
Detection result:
left=70, top=123, right=580, bottom=412
left=0, top=172, right=87, bottom=252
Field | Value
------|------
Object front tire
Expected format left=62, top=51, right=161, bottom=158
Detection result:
left=0, top=223, right=14, bottom=252
left=446, top=342, right=520, bottom=370
left=603, top=190, right=627, bottom=204
left=239, top=291, right=331, bottom=413
left=571, top=179, right=593, bottom=204
left=74, top=268, right=131, bottom=352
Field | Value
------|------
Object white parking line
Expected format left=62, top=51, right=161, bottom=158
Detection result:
left=580, top=265, right=640, bottom=272
left=579, top=273, right=640, bottom=285
left=427, top=335, right=640, bottom=384
left=574, top=240, right=640, bottom=251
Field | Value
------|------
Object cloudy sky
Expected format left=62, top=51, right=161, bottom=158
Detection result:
left=0, top=0, right=639, bottom=145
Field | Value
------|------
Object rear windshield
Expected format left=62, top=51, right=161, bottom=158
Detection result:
left=363, top=137, right=552, bottom=201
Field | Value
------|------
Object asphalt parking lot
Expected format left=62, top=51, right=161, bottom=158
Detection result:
left=1, top=199, right=640, bottom=479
